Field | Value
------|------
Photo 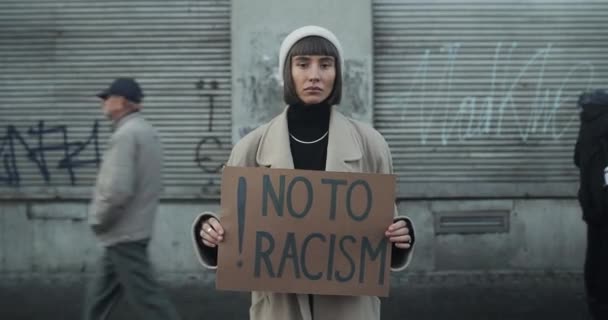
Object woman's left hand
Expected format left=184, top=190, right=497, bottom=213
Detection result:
left=385, top=220, right=411, bottom=249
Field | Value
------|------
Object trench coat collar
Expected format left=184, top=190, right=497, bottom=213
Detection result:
left=255, top=106, right=362, bottom=171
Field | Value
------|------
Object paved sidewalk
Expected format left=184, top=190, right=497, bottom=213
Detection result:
left=0, top=272, right=592, bottom=320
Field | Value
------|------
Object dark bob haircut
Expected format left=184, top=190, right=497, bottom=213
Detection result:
left=283, top=36, right=342, bottom=106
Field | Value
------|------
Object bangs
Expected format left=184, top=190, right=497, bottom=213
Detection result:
left=288, top=36, right=339, bottom=58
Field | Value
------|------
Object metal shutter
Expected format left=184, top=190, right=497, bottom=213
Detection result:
left=373, top=0, right=608, bottom=197
left=0, top=0, right=231, bottom=199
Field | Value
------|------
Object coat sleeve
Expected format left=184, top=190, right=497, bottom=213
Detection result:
left=191, top=129, right=262, bottom=270
left=90, top=132, right=136, bottom=234
left=192, top=211, right=220, bottom=269
left=374, top=131, right=416, bottom=272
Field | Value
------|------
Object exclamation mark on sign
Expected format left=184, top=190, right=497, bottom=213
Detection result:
left=236, top=177, right=247, bottom=268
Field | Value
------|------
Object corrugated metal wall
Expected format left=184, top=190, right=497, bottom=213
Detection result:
left=373, top=0, right=608, bottom=198
left=0, top=0, right=231, bottom=198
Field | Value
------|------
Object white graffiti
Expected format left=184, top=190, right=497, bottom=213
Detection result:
left=397, top=42, right=596, bottom=145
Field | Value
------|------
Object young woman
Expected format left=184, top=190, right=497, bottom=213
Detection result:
left=192, top=25, right=415, bottom=320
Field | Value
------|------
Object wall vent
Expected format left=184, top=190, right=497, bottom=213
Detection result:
left=434, top=210, right=510, bottom=235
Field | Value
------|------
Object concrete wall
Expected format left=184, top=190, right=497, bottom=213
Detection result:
left=0, top=199, right=586, bottom=276
left=402, top=200, right=586, bottom=272
left=0, top=201, right=217, bottom=277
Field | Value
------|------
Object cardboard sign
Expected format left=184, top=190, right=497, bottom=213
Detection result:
left=215, top=166, right=397, bottom=297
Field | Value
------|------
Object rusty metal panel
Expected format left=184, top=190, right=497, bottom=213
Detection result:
left=373, top=0, right=608, bottom=197
left=0, top=0, right=231, bottom=199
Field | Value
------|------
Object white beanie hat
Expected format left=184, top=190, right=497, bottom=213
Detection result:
left=278, top=25, right=344, bottom=80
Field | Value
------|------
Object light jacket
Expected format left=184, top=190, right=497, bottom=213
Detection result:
left=89, top=112, right=163, bottom=246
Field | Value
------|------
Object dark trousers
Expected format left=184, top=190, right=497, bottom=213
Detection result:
left=585, top=224, right=608, bottom=319
left=83, top=240, right=181, bottom=320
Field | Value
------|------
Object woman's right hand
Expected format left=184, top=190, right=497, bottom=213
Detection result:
left=199, top=217, right=225, bottom=248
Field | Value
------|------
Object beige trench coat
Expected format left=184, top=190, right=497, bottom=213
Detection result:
left=193, top=107, right=415, bottom=320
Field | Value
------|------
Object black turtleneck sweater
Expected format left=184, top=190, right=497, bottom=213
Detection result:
left=287, top=102, right=331, bottom=171
left=287, top=102, right=331, bottom=318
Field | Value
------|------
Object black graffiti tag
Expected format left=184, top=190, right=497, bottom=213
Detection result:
left=0, top=120, right=101, bottom=186
left=194, top=79, right=228, bottom=195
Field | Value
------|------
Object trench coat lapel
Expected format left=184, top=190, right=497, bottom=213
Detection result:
left=256, top=107, right=294, bottom=169
left=325, top=109, right=362, bottom=172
